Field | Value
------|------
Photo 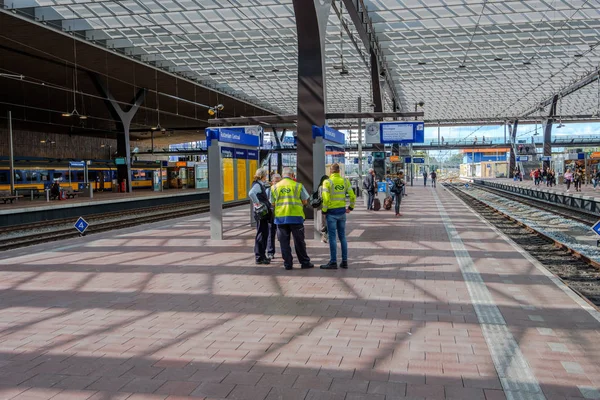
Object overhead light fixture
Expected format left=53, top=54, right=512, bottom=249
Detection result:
left=574, top=53, right=584, bottom=58
left=523, top=61, right=532, bottom=65
left=494, top=57, right=503, bottom=61
left=249, top=75, right=256, bottom=78
left=79, top=115, right=88, bottom=120
left=458, top=64, right=466, bottom=69
left=61, top=112, right=72, bottom=117
left=417, top=61, right=427, bottom=65
left=340, top=68, right=349, bottom=76
left=271, top=68, right=279, bottom=72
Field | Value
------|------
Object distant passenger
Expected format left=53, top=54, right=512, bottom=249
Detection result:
left=270, top=167, right=313, bottom=270
left=564, top=168, right=573, bottom=192
left=266, top=173, right=282, bottom=260
left=594, top=169, right=600, bottom=189
left=311, top=175, right=330, bottom=243
left=547, top=169, right=556, bottom=187
left=249, top=168, right=271, bottom=265
left=574, top=168, right=583, bottom=192
left=422, top=171, right=428, bottom=187
left=391, top=172, right=406, bottom=217
left=50, top=182, right=60, bottom=200
left=363, top=168, right=376, bottom=210
left=320, top=163, right=355, bottom=270
left=430, top=170, right=437, bottom=188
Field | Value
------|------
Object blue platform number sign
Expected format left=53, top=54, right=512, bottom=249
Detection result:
left=592, top=220, right=600, bottom=237
left=74, top=217, right=89, bottom=234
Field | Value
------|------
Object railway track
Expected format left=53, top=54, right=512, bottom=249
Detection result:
left=445, top=183, right=600, bottom=307
left=0, top=200, right=247, bottom=252
left=471, top=182, right=599, bottom=226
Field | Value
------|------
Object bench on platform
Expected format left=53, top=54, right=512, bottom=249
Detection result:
left=17, top=187, right=43, bottom=199
left=63, top=187, right=80, bottom=199
left=0, top=190, right=22, bottom=204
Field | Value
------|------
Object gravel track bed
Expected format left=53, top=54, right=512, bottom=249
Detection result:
left=446, top=184, right=600, bottom=307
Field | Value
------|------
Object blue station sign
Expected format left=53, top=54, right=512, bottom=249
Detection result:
left=592, top=220, right=600, bottom=236
left=412, top=157, right=425, bottom=164
left=69, top=161, right=85, bottom=168
left=312, top=125, right=345, bottom=144
left=74, top=217, right=89, bottom=234
left=247, top=150, right=259, bottom=160
left=206, top=126, right=263, bottom=147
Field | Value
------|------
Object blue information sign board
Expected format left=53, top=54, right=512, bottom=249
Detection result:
left=412, top=157, right=425, bottom=164
left=69, top=161, right=85, bottom=168
left=377, top=182, right=387, bottom=192
left=206, top=126, right=263, bottom=147
left=540, top=156, right=552, bottom=161
left=404, top=157, right=412, bottom=163
left=74, top=217, right=89, bottom=234
left=313, top=125, right=345, bottom=144
left=247, top=150, right=259, bottom=160
left=379, top=122, right=425, bottom=144
left=516, top=156, right=529, bottom=162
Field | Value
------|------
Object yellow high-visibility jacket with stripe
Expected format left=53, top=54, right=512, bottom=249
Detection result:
left=271, top=177, right=305, bottom=225
left=322, top=173, right=356, bottom=214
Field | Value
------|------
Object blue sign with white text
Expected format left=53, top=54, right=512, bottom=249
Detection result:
left=247, top=150, right=258, bottom=160
left=221, top=147, right=235, bottom=158
left=413, top=157, right=425, bottom=164
left=404, top=157, right=412, bottom=163
left=377, top=182, right=387, bottom=192
left=234, top=148, right=247, bottom=159
left=69, top=161, right=85, bottom=168
left=379, top=122, right=425, bottom=144
left=74, top=217, right=89, bottom=234
left=312, top=125, right=345, bottom=144
left=540, top=156, right=552, bottom=161
left=206, top=127, right=262, bottom=147
left=516, top=156, right=529, bottom=162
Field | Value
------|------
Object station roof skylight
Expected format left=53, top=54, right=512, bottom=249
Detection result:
left=6, top=0, right=600, bottom=124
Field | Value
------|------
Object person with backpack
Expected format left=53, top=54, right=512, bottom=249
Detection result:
left=430, top=170, right=437, bottom=188
left=266, top=173, right=281, bottom=260
left=391, top=172, right=406, bottom=217
left=310, top=175, right=329, bottom=243
left=248, top=168, right=272, bottom=265
left=320, top=163, right=356, bottom=270
left=363, top=168, right=376, bottom=210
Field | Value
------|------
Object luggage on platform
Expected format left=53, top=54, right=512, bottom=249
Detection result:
left=373, top=198, right=381, bottom=211
left=383, top=196, right=393, bottom=210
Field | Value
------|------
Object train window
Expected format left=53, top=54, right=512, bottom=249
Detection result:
left=14, top=171, right=23, bottom=183
left=132, top=170, right=147, bottom=180
left=74, top=171, right=85, bottom=182
left=0, top=171, right=8, bottom=184
left=53, top=172, right=64, bottom=182
left=40, top=171, right=49, bottom=181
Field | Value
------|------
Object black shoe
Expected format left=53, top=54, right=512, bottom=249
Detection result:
left=284, top=265, right=293, bottom=270
left=256, top=258, right=270, bottom=265
left=340, top=261, right=348, bottom=269
left=301, top=263, right=314, bottom=269
left=267, top=254, right=274, bottom=260
left=320, top=262, right=338, bottom=270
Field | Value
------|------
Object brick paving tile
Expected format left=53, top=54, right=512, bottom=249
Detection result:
left=49, top=390, right=97, bottom=400
left=483, top=389, right=507, bottom=400
left=85, top=376, right=133, bottom=392
left=256, top=372, right=299, bottom=388
left=344, top=393, right=386, bottom=400
left=87, top=392, right=131, bottom=400
left=9, top=388, right=62, bottom=400
left=293, top=375, right=334, bottom=391
left=189, top=382, right=235, bottom=398
left=225, top=384, right=271, bottom=400
left=221, top=371, right=263, bottom=385
left=155, top=380, right=200, bottom=396
left=406, top=383, right=445, bottom=399
left=367, top=381, right=407, bottom=396
left=445, top=386, right=486, bottom=399
left=52, top=376, right=101, bottom=390
left=120, top=377, right=167, bottom=393
left=329, top=378, right=370, bottom=394
left=264, top=387, right=309, bottom=400
left=189, top=368, right=231, bottom=383
left=304, top=389, right=346, bottom=400
left=127, top=395, right=168, bottom=400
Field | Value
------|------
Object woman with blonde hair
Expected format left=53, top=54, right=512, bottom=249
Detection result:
left=248, top=168, right=271, bottom=264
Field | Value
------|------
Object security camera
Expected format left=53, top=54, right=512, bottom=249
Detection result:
left=418, top=101, right=425, bottom=107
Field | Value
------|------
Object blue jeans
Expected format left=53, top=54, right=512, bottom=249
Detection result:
left=326, top=213, right=348, bottom=263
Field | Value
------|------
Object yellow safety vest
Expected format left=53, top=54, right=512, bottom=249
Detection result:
left=271, top=178, right=305, bottom=224
left=322, top=173, right=356, bottom=212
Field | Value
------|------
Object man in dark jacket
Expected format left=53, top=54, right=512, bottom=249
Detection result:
left=362, top=168, right=376, bottom=210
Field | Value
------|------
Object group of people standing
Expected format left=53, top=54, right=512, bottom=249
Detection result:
left=362, top=168, right=408, bottom=217
left=422, top=170, right=437, bottom=188
left=531, top=168, right=557, bottom=187
left=249, top=164, right=356, bottom=271
left=563, top=167, right=584, bottom=192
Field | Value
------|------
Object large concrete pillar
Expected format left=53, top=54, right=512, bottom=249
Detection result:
left=292, top=0, right=331, bottom=218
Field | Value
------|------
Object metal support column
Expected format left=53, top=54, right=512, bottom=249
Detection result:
left=357, top=96, right=363, bottom=178
left=543, top=94, right=559, bottom=170
left=509, top=120, right=518, bottom=178
left=292, top=0, right=331, bottom=220
left=91, top=73, right=147, bottom=193
left=8, top=111, right=15, bottom=195
left=313, top=136, right=326, bottom=240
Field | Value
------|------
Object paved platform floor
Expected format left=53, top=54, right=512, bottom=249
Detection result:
left=0, top=186, right=599, bottom=399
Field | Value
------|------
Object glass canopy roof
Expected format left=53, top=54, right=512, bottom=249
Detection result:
left=7, top=0, right=600, bottom=123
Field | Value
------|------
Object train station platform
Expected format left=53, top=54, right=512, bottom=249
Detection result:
left=0, top=189, right=209, bottom=226
left=0, top=186, right=599, bottom=400
left=474, top=178, right=600, bottom=200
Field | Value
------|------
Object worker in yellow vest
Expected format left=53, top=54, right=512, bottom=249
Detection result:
left=320, top=163, right=356, bottom=270
left=270, top=167, right=314, bottom=270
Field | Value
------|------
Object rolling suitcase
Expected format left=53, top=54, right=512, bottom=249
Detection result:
left=383, top=196, right=393, bottom=210
left=373, top=198, right=381, bottom=211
